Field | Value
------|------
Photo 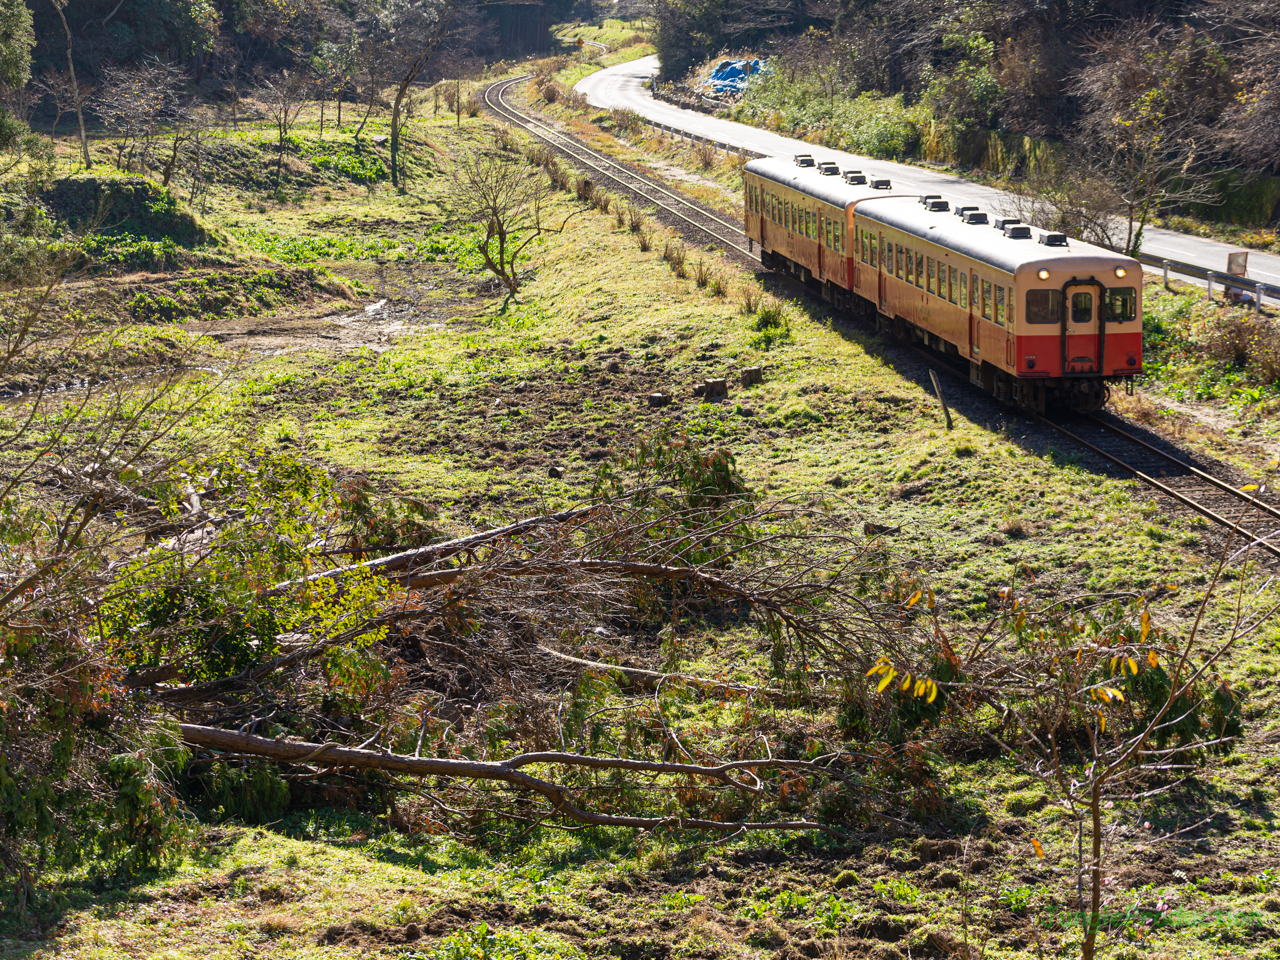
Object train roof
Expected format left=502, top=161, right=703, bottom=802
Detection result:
left=744, top=157, right=1136, bottom=276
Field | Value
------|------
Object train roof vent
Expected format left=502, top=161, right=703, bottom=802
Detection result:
left=843, top=171, right=867, bottom=184
left=1039, top=232, right=1068, bottom=246
left=817, top=160, right=840, bottom=175
left=794, top=154, right=815, bottom=167
left=962, top=211, right=989, bottom=224
left=918, top=194, right=941, bottom=206
left=927, top=200, right=950, bottom=212
left=1004, top=224, right=1033, bottom=239
left=954, top=205, right=978, bottom=218
left=870, top=178, right=892, bottom=189
left=993, top=217, right=1020, bottom=230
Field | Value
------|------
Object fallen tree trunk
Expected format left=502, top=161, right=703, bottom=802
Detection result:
left=270, top=504, right=599, bottom=594
left=178, top=723, right=845, bottom=837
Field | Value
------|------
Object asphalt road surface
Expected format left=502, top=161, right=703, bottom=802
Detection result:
left=577, top=55, right=1280, bottom=293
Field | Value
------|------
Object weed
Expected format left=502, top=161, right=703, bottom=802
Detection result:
left=708, top=273, right=727, bottom=297
left=693, top=140, right=717, bottom=169
left=954, top=443, right=978, bottom=457
left=739, top=284, right=762, bottom=313
left=575, top=176, right=596, bottom=204
left=465, top=92, right=483, bottom=117
left=659, top=891, right=706, bottom=911
left=692, top=259, right=711, bottom=288
left=815, top=895, right=857, bottom=931
left=997, top=885, right=1034, bottom=914
left=610, top=107, right=644, bottom=136
left=494, top=124, right=519, bottom=152
left=563, top=90, right=590, bottom=112
left=627, top=204, right=645, bottom=233
left=614, top=205, right=626, bottom=229
left=414, top=922, right=582, bottom=960
left=872, top=878, right=919, bottom=904
left=662, top=240, right=686, bottom=271
left=637, top=226, right=653, bottom=252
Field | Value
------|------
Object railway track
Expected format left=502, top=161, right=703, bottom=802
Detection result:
left=1037, top=412, right=1280, bottom=561
left=484, top=76, right=1279, bottom=563
left=482, top=76, right=758, bottom=262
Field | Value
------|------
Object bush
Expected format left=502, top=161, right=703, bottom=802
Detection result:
left=42, top=176, right=213, bottom=246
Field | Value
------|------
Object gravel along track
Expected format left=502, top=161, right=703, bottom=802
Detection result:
left=482, top=76, right=760, bottom=267
left=487, top=75, right=1280, bottom=564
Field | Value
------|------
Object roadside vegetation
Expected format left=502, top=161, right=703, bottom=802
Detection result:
left=1, top=6, right=1280, bottom=960
left=649, top=0, right=1280, bottom=254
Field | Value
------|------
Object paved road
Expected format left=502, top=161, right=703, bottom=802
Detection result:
left=577, top=55, right=1280, bottom=293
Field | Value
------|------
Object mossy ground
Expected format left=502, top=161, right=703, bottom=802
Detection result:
left=9, top=64, right=1280, bottom=960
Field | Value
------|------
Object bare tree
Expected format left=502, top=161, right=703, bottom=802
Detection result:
left=1204, top=0, right=1280, bottom=173
left=96, top=59, right=184, bottom=175
left=1070, top=22, right=1232, bottom=255
left=47, top=0, right=90, bottom=168
left=385, top=0, right=462, bottom=188
left=259, top=69, right=310, bottom=194
left=36, top=67, right=90, bottom=141
left=450, top=147, right=588, bottom=296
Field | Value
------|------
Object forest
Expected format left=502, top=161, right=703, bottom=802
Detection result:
left=0, top=2, right=1279, bottom=960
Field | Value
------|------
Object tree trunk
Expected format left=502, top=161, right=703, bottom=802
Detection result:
left=390, top=76, right=413, bottom=188
left=355, top=83, right=378, bottom=138
left=1082, top=786, right=1103, bottom=960
left=50, top=0, right=91, bottom=169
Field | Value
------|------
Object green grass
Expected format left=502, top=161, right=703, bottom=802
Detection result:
left=15, top=81, right=1280, bottom=960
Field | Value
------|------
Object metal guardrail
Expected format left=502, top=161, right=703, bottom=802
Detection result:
left=1135, top=251, right=1277, bottom=311
left=638, top=117, right=766, bottom=159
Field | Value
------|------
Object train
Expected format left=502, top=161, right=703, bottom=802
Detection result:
left=742, top=156, right=1142, bottom=413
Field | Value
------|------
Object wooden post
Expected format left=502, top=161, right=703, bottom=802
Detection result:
left=929, top=369, right=953, bottom=431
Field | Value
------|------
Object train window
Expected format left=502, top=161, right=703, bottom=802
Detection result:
left=1106, top=287, right=1137, bottom=322
left=896, top=245, right=904, bottom=278
left=971, top=273, right=979, bottom=307
left=808, top=210, right=815, bottom=239
left=1025, top=290, right=1061, bottom=323
left=995, top=285, right=1006, bottom=326
left=949, top=267, right=959, bottom=304
left=826, top=217, right=833, bottom=249
left=905, top=248, right=914, bottom=283
left=1072, top=292, right=1093, bottom=326
left=959, top=271, right=967, bottom=308
left=870, top=235, right=878, bottom=268
left=1008, top=285, right=1016, bottom=324
left=916, top=253, right=924, bottom=288
left=860, top=231, right=868, bottom=263
left=982, top=280, right=992, bottom=319
left=927, top=258, right=935, bottom=294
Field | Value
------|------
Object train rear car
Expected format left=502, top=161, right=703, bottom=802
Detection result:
left=742, top=157, right=1142, bottom=413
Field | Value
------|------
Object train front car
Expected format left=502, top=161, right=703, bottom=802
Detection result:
left=742, top=156, right=1143, bottom=414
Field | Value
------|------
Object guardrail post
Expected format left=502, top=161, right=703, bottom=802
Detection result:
left=1257, top=283, right=1265, bottom=313
left=1162, top=260, right=1170, bottom=286
left=1206, top=272, right=1214, bottom=299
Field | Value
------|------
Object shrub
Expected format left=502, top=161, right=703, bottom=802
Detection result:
left=693, top=140, right=717, bottom=169
left=708, top=273, right=727, bottom=297
left=575, top=176, right=596, bottom=203
left=614, top=205, right=626, bottom=228
left=692, top=259, right=711, bottom=287
left=627, top=204, right=645, bottom=232
left=465, top=92, right=483, bottom=117
left=610, top=107, right=643, bottom=135
left=637, top=226, right=653, bottom=252
left=739, top=284, right=762, bottom=313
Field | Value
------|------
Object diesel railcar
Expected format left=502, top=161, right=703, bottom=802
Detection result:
left=742, top=156, right=1142, bottom=413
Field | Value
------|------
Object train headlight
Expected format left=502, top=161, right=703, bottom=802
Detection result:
left=1114, top=267, right=1127, bottom=279
left=1037, top=269, right=1050, bottom=280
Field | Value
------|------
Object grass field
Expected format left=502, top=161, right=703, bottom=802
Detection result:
left=8, top=61, right=1280, bottom=960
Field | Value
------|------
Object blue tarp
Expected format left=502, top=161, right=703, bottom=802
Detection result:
left=705, top=59, right=762, bottom=96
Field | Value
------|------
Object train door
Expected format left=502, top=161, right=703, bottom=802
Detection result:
left=1064, top=285, right=1099, bottom=373
left=967, top=271, right=979, bottom=358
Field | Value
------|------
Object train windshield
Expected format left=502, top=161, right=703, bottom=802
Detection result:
left=1106, top=288, right=1137, bottom=322
left=1025, top=290, right=1062, bottom=324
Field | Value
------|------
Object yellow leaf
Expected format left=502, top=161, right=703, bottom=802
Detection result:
left=1031, top=838, right=1044, bottom=859
left=1269, top=458, right=1279, bottom=471
left=901, top=673, right=913, bottom=693
left=1015, top=610, right=1026, bottom=630
left=1140, top=608, right=1150, bottom=642
left=877, top=668, right=897, bottom=693
left=914, top=679, right=925, bottom=697
left=1127, top=657, right=1138, bottom=676
left=1110, top=655, right=1119, bottom=675
left=1148, top=650, right=1159, bottom=669
left=1242, top=484, right=1259, bottom=492
left=866, top=663, right=885, bottom=677
left=1098, top=711, right=1106, bottom=733
left=927, top=588, right=935, bottom=610
left=905, top=590, right=922, bottom=608
left=926, top=680, right=938, bottom=704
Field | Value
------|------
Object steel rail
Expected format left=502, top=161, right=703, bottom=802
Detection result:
left=1033, top=415, right=1280, bottom=561
left=483, top=76, right=758, bottom=259
left=1083, top=414, right=1280, bottom=523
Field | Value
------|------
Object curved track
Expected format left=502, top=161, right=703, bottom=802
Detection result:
left=486, top=76, right=1279, bottom=563
left=482, top=76, right=758, bottom=261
